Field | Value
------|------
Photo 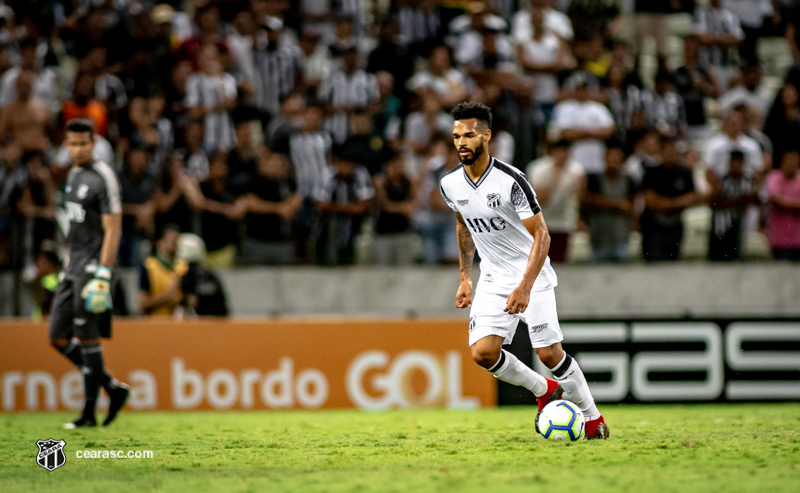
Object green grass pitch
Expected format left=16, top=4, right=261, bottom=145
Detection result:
left=1, top=404, right=798, bottom=492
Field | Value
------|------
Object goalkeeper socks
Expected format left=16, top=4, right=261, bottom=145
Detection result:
left=58, top=340, right=83, bottom=366
left=59, top=340, right=117, bottom=393
left=80, top=343, right=105, bottom=418
left=550, top=353, right=601, bottom=421
left=488, top=349, right=549, bottom=397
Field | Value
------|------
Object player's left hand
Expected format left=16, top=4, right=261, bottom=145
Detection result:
left=504, top=286, right=530, bottom=315
left=81, top=266, right=113, bottom=314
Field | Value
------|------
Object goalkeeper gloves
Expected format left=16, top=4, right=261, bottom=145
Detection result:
left=81, top=266, right=113, bottom=314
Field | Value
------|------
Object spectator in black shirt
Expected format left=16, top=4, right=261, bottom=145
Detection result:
left=146, top=4, right=178, bottom=94
left=17, top=152, right=56, bottom=251
left=0, top=139, right=25, bottom=267
left=367, top=20, right=414, bottom=102
left=373, top=152, right=419, bottom=265
left=763, top=82, right=800, bottom=168
left=674, top=34, right=719, bottom=142
left=153, top=153, right=193, bottom=237
left=640, top=137, right=701, bottom=261
left=241, top=149, right=300, bottom=265
left=182, top=150, right=247, bottom=269
left=63, top=6, right=130, bottom=67
left=788, top=4, right=800, bottom=64
left=582, top=141, right=637, bottom=263
left=118, top=145, right=158, bottom=267
left=343, top=111, right=387, bottom=176
left=175, top=233, right=229, bottom=318
left=227, top=107, right=260, bottom=194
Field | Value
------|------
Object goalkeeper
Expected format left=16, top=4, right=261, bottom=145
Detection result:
left=48, top=119, right=130, bottom=429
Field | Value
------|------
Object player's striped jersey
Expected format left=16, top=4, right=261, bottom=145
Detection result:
left=439, top=156, right=557, bottom=294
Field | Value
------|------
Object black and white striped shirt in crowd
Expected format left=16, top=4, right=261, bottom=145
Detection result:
left=149, top=117, right=174, bottom=175
left=641, top=90, right=687, bottom=137
left=693, top=7, right=744, bottom=68
left=317, top=69, right=379, bottom=144
left=185, top=72, right=238, bottom=151
left=254, top=42, right=302, bottom=117
left=607, top=85, right=643, bottom=138
left=711, top=173, right=754, bottom=238
left=395, top=5, right=440, bottom=46
left=314, top=165, right=374, bottom=206
left=289, top=130, right=333, bottom=199
left=314, top=164, right=375, bottom=248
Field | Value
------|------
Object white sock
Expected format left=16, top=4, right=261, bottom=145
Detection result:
left=488, top=349, right=548, bottom=397
left=551, top=353, right=601, bottom=421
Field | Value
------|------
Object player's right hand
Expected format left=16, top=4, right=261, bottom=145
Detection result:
left=455, top=280, right=473, bottom=309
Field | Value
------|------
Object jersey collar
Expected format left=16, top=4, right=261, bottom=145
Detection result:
left=462, top=156, right=495, bottom=190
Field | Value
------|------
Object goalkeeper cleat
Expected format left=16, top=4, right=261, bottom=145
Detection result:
left=103, top=383, right=131, bottom=426
left=534, top=378, right=563, bottom=434
left=63, top=415, right=97, bottom=429
left=585, top=415, right=610, bottom=440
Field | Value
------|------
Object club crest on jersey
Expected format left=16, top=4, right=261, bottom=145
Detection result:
left=486, top=193, right=501, bottom=209
left=36, top=438, right=67, bottom=471
left=77, top=184, right=89, bottom=199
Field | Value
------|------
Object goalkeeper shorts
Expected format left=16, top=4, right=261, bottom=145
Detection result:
left=49, top=274, right=112, bottom=339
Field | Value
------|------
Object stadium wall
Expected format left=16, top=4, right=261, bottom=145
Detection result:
left=3, top=264, right=800, bottom=318
left=140, top=263, right=800, bottom=318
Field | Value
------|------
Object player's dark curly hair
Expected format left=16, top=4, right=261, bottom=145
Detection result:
left=65, top=118, right=95, bottom=137
left=451, top=102, right=492, bottom=130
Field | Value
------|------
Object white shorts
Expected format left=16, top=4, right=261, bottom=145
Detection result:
left=468, top=287, right=563, bottom=348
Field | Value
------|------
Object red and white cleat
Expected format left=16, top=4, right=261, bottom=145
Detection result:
left=585, top=415, right=610, bottom=440
left=534, top=378, right=563, bottom=434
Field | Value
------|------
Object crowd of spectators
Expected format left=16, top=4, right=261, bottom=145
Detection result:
left=2, top=0, right=800, bottom=307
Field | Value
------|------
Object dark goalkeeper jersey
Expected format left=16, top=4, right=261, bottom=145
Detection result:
left=62, top=160, right=122, bottom=280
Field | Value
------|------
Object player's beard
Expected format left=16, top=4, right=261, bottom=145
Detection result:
left=460, top=139, right=485, bottom=167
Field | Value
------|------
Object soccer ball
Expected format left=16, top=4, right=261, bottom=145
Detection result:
left=538, top=400, right=585, bottom=441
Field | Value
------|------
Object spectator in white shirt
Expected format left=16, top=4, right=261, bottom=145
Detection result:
left=297, top=26, right=333, bottom=91
left=407, top=45, right=469, bottom=110
left=517, top=7, right=573, bottom=120
left=512, top=0, right=574, bottom=43
left=0, top=37, right=58, bottom=112
left=552, top=72, right=616, bottom=174
left=404, top=91, right=453, bottom=157
left=718, top=63, right=773, bottom=121
left=229, top=8, right=259, bottom=104
left=703, top=110, right=764, bottom=185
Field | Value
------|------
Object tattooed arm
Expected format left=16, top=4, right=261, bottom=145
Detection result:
left=455, top=213, right=475, bottom=309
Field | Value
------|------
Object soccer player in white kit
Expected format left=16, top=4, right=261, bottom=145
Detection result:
left=440, top=102, right=609, bottom=439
